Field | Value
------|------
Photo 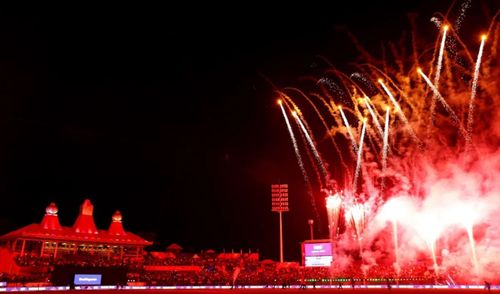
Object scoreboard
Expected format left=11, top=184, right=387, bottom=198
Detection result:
left=302, top=241, right=333, bottom=267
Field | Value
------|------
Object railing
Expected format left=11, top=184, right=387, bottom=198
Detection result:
left=0, top=284, right=499, bottom=291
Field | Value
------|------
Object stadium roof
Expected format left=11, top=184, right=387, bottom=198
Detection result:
left=0, top=200, right=152, bottom=246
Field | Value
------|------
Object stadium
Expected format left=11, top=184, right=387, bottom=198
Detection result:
left=0, top=1, right=499, bottom=292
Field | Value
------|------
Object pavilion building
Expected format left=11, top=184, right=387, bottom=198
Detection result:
left=0, top=199, right=152, bottom=261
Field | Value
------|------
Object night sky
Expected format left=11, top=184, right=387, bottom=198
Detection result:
left=0, top=1, right=495, bottom=261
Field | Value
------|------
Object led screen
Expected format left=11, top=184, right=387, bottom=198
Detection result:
left=304, top=242, right=332, bottom=257
left=73, top=274, right=102, bottom=285
left=303, top=242, right=333, bottom=267
left=305, top=255, right=333, bottom=267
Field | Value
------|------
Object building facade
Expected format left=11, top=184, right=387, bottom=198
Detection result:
left=0, top=199, right=152, bottom=262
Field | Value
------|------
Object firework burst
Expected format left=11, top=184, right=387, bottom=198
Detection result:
left=276, top=4, right=500, bottom=282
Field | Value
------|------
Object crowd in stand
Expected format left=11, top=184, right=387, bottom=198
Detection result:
left=16, top=253, right=140, bottom=268
left=2, top=250, right=498, bottom=286
left=134, top=253, right=444, bottom=286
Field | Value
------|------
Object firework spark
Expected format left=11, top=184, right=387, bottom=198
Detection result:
left=326, top=193, right=343, bottom=239
left=293, top=111, right=329, bottom=182
left=378, top=79, right=420, bottom=145
left=279, top=100, right=309, bottom=184
left=353, top=118, right=367, bottom=191
left=466, top=34, right=487, bottom=150
left=346, top=203, right=366, bottom=241
left=434, top=25, right=448, bottom=88
left=338, top=105, right=358, bottom=152
left=417, top=68, right=465, bottom=135
left=364, top=96, right=384, bottom=137
left=382, top=107, right=390, bottom=177
left=429, top=25, right=449, bottom=127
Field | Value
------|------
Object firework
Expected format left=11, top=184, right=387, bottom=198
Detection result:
left=382, top=107, right=390, bottom=178
left=417, top=68, right=464, bottom=131
left=293, top=110, right=329, bottom=182
left=378, top=79, right=420, bottom=145
left=326, top=193, right=343, bottom=239
left=353, top=118, right=367, bottom=191
left=278, top=100, right=309, bottom=184
left=363, top=96, right=384, bottom=137
left=434, top=25, right=448, bottom=88
left=392, top=218, right=399, bottom=277
left=428, top=25, right=449, bottom=128
left=338, top=105, right=358, bottom=152
left=346, top=203, right=366, bottom=244
left=275, top=4, right=499, bottom=282
left=466, top=34, right=487, bottom=150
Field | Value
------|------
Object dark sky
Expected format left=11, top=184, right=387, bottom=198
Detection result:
left=0, top=1, right=496, bottom=261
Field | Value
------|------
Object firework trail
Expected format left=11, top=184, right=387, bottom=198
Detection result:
left=453, top=0, right=472, bottom=33
left=281, top=94, right=327, bottom=186
left=309, top=92, right=353, bottom=182
left=417, top=68, right=466, bottom=137
left=363, top=96, right=384, bottom=137
left=293, top=111, right=329, bottom=182
left=284, top=88, right=347, bottom=183
left=465, top=222, right=479, bottom=277
left=392, top=218, right=399, bottom=276
left=415, top=214, right=443, bottom=276
left=278, top=100, right=308, bottom=183
left=326, top=193, right=343, bottom=240
left=338, top=105, right=358, bottom=152
left=429, top=25, right=449, bottom=129
left=347, top=203, right=365, bottom=242
left=434, top=25, right=448, bottom=87
left=279, top=99, right=323, bottom=226
left=382, top=107, right=390, bottom=177
left=296, top=120, right=325, bottom=188
left=353, top=118, right=367, bottom=191
left=466, top=35, right=487, bottom=151
left=378, top=79, right=421, bottom=145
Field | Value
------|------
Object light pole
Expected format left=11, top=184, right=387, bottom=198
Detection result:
left=308, top=219, right=314, bottom=240
left=272, top=184, right=289, bottom=263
